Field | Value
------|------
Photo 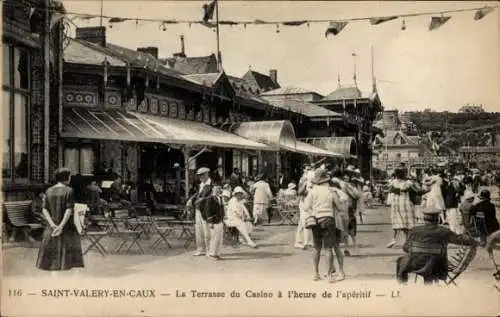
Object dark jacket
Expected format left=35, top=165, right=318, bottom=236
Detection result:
left=192, top=181, right=223, bottom=224
left=470, top=199, right=499, bottom=235
left=397, top=223, right=477, bottom=281
left=441, top=179, right=465, bottom=209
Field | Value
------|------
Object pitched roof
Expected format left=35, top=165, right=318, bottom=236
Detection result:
left=65, top=38, right=185, bottom=80
left=228, top=75, right=263, bottom=95
left=323, top=86, right=362, bottom=101
left=64, top=38, right=126, bottom=67
left=377, top=130, right=418, bottom=146
left=242, top=70, right=280, bottom=91
left=161, top=54, right=218, bottom=74
left=182, top=73, right=223, bottom=87
left=261, top=96, right=342, bottom=118
left=261, top=86, right=321, bottom=96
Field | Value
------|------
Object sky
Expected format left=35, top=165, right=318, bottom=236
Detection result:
left=61, top=1, right=500, bottom=112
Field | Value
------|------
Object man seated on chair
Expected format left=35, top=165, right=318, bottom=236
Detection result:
left=396, top=205, right=478, bottom=285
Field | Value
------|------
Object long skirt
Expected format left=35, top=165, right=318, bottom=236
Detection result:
left=36, top=226, right=84, bottom=271
left=390, top=193, right=416, bottom=230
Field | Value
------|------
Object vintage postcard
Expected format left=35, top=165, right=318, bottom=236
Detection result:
left=1, top=0, right=500, bottom=316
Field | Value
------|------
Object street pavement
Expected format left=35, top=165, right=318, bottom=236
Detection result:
left=2, top=191, right=500, bottom=316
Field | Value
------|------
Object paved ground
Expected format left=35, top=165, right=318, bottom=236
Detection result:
left=2, top=190, right=500, bottom=316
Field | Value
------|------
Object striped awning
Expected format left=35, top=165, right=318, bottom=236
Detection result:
left=300, top=137, right=357, bottom=159
left=62, top=107, right=271, bottom=151
left=226, top=120, right=297, bottom=151
left=283, top=141, right=343, bottom=158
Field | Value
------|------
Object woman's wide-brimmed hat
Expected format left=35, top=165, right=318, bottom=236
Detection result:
left=288, top=182, right=297, bottom=189
left=463, top=192, right=476, bottom=201
left=311, top=168, right=331, bottom=185
left=233, top=186, right=246, bottom=196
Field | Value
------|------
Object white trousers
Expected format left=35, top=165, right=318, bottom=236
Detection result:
left=294, top=202, right=313, bottom=247
left=225, top=219, right=255, bottom=246
left=208, top=222, right=224, bottom=256
left=195, top=209, right=224, bottom=256
left=447, top=208, right=463, bottom=234
left=195, top=209, right=210, bottom=254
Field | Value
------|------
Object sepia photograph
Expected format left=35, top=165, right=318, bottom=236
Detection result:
left=1, top=0, right=500, bottom=316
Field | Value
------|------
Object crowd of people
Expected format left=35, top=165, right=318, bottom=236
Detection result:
left=32, top=162, right=499, bottom=286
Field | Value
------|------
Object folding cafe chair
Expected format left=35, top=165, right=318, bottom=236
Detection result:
left=76, top=203, right=109, bottom=256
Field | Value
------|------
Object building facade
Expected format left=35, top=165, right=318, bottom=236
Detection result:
left=2, top=0, right=65, bottom=201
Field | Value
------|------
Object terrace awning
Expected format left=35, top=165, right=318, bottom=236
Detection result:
left=286, top=140, right=343, bottom=158
left=300, top=137, right=358, bottom=159
left=61, top=107, right=271, bottom=151
left=226, top=120, right=297, bottom=151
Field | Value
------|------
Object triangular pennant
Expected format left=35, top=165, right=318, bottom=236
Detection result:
left=429, top=16, right=451, bottom=31
left=474, top=7, right=494, bottom=20
left=283, top=20, right=308, bottom=26
left=109, top=17, right=128, bottom=23
left=203, top=0, right=216, bottom=22
left=325, top=21, right=348, bottom=37
left=369, top=16, right=398, bottom=25
left=201, top=21, right=217, bottom=28
left=50, top=13, right=65, bottom=30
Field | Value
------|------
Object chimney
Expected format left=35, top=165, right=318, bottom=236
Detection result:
left=76, top=26, right=106, bottom=46
left=269, top=69, right=278, bottom=85
left=137, top=47, right=159, bottom=59
left=173, top=35, right=186, bottom=58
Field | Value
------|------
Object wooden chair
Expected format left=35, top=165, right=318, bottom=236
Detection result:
left=3, top=200, right=41, bottom=243
left=276, top=197, right=299, bottom=225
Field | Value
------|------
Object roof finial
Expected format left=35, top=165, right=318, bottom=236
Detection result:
left=337, top=71, right=341, bottom=88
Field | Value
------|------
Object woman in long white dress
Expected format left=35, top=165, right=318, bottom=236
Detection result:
left=225, top=186, right=257, bottom=248
left=422, top=169, right=446, bottom=223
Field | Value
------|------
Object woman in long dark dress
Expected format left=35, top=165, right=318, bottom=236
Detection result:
left=36, top=168, right=84, bottom=271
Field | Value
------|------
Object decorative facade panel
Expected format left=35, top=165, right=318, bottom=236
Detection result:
left=150, top=97, right=159, bottom=114
left=169, top=101, right=178, bottom=118
left=160, top=99, right=168, bottom=115
left=138, top=99, right=148, bottom=112
left=178, top=104, right=186, bottom=119
left=125, top=95, right=137, bottom=111
left=63, top=87, right=99, bottom=107
left=105, top=90, right=121, bottom=109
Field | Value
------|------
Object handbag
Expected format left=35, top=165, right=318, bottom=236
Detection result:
left=305, top=216, right=317, bottom=229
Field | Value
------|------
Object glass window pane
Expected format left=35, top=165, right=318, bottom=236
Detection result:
left=14, top=47, right=29, bottom=90
left=3, top=45, right=10, bottom=86
left=80, top=148, right=94, bottom=175
left=64, top=148, right=80, bottom=175
left=2, top=91, right=11, bottom=179
left=13, top=93, right=28, bottom=180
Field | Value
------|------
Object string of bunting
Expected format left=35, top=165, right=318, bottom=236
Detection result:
left=4, top=0, right=498, bottom=37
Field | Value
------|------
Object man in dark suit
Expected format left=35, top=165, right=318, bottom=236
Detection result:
left=396, top=206, right=478, bottom=284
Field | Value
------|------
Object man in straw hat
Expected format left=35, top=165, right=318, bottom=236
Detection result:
left=189, top=167, right=219, bottom=258
left=396, top=204, right=478, bottom=284
left=303, top=168, right=345, bottom=283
